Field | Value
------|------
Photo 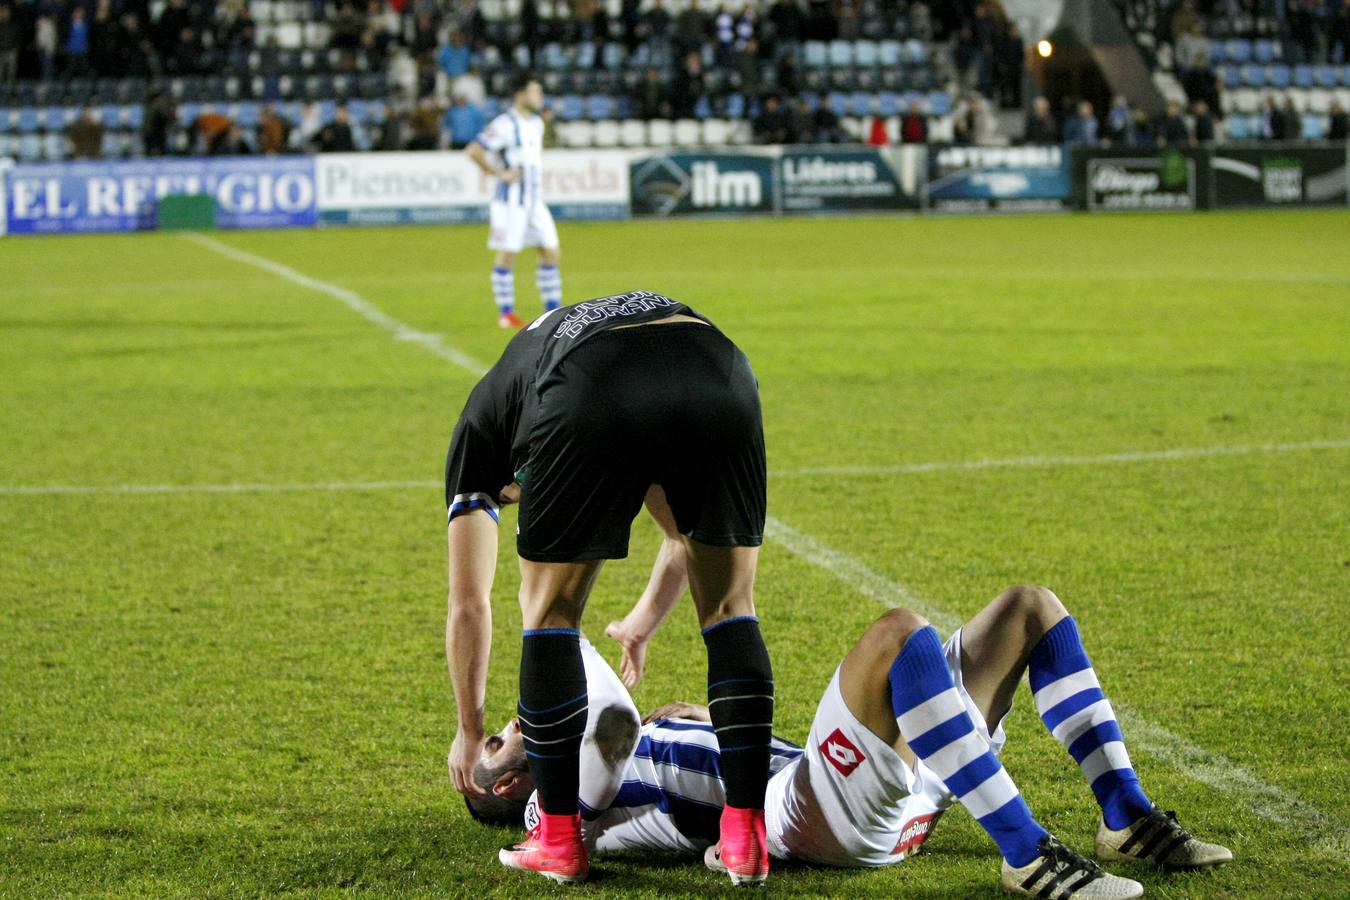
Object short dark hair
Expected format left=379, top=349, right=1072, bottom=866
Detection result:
left=508, top=70, right=539, bottom=96
left=463, top=758, right=529, bottom=828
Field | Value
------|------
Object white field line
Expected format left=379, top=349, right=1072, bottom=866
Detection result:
left=770, top=439, right=1350, bottom=479
left=172, top=237, right=1346, bottom=856
left=5, top=438, right=1348, bottom=497
left=182, top=233, right=489, bottom=377
left=764, top=515, right=1347, bottom=857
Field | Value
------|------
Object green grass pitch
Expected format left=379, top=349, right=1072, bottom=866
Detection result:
left=2, top=210, right=1348, bottom=898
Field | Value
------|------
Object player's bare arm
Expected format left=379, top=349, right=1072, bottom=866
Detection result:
left=447, top=508, right=499, bottom=798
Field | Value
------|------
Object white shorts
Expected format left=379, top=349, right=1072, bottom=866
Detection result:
left=488, top=200, right=559, bottom=253
left=766, top=628, right=1007, bottom=867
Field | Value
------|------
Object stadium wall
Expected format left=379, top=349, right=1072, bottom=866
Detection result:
left=1, top=144, right=1345, bottom=235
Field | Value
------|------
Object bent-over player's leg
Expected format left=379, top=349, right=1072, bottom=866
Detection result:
left=685, top=540, right=774, bottom=886
left=963, top=586, right=1231, bottom=870
left=497, top=558, right=605, bottom=884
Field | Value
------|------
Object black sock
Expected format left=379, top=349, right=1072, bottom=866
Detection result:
left=703, top=615, right=774, bottom=810
left=518, top=628, right=587, bottom=816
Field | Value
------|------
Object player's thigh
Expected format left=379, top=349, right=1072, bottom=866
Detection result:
left=526, top=204, right=559, bottom=251
left=836, top=609, right=931, bottom=765
left=683, top=541, right=759, bottom=627
left=957, top=585, right=1067, bottom=727
left=517, top=557, right=606, bottom=629
left=488, top=202, right=526, bottom=252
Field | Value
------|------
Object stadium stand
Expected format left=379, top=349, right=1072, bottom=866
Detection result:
left=0, top=0, right=979, bottom=159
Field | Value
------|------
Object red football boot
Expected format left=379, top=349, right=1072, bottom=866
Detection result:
left=498, top=810, right=589, bottom=885
left=703, top=805, right=768, bottom=887
left=497, top=310, right=524, bottom=329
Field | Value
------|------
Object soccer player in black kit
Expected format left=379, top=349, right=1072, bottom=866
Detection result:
left=444, top=291, right=775, bottom=886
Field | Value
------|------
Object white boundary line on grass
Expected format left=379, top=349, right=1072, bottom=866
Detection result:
left=172, top=235, right=1345, bottom=856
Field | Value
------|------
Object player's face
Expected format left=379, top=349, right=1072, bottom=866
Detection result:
left=517, top=81, right=544, bottom=113
left=481, top=716, right=526, bottom=770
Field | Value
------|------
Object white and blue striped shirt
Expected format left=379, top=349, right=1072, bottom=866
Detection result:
left=473, top=109, right=546, bottom=208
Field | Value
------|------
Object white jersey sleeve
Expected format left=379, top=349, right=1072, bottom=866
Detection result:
left=473, top=113, right=512, bottom=153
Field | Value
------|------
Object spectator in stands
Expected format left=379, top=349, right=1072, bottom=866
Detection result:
left=671, top=50, right=706, bottom=118
left=952, top=26, right=978, bottom=92
left=996, top=22, right=1025, bottom=108
left=734, top=37, right=763, bottom=96
left=389, top=44, right=417, bottom=99
left=446, top=93, right=485, bottom=149
left=1328, top=101, right=1348, bottom=141
left=1130, top=107, right=1154, bottom=147
left=64, top=5, right=92, bottom=78
left=1158, top=100, right=1193, bottom=146
left=142, top=90, right=178, bottom=157
left=753, top=93, right=800, bottom=143
left=118, top=12, right=157, bottom=78
left=1280, top=95, right=1303, bottom=140
left=438, top=30, right=473, bottom=79
left=155, top=0, right=191, bottom=59
left=901, top=99, right=929, bottom=143
left=407, top=97, right=442, bottom=150
left=766, top=0, right=803, bottom=57
left=1334, top=5, right=1350, bottom=67
left=542, top=105, right=559, bottom=147
left=776, top=50, right=801, bottom=94
left=674, top=0, right=710, bottom=56
left=212, top=123, right=254, bottom=155
left=221, top=4, right=257, bottom=75
left=803, top=0, right=838, bottom=41
left=714, top=4, right=737, bottom=66
left=320, top=103, right=358, bottom=152
left=638, top=67, right=670, bottom=119
left=410, top=11, right=439, bottom=57
left=867, top=114, right=889, bottom=145
left=1023, top=95, right=1058, bottom=143
left=970, top=2, right=997, bottom=96
left=1062, top=100, right=1099, bottom=145
left=166, top=28, right=203, bottom=76
left=89, top=0, right=119, bottom=77
left=1104, top=94, right=1134, bottom=145
left=298, top=101, right=325, bottom=150
left=36, top=12, right=57, bottom=82
left=451, top=65, right=486, bottom=107
left=0, top=5, right=18, bottom=85
left=1191, top=101, right=1215, bottom=143
left=259, top=105, right=291, bottom=155
left=812, top=95, right=847, bottom=142
left=953, top=95, right=994, bottom=145
left=909, top=0, right=932, bottom=41
left=69, top=108, right=104, bottom=159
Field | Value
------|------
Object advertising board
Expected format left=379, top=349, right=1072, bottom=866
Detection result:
left=316, top=150, right=629, bottom=225
left=629, top=152, right=776, bottom=216
left=1210, top=146, right=1348, bottom=208
left=3, top=156, right=317, bottom=234
left=780, top=147, right=919, bottom=212
left=926, top=144, right=1069, bottom=212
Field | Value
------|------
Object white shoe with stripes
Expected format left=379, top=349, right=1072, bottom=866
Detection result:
left=1001, top=835, right=1143, bottom=899
left=1096, top=808, right=1233, bottom=870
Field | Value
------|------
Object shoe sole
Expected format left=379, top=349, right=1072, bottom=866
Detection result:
left=704, top=846, right=767, bottom=887
left=1096, top=845, right=1234, bottom=872
left=498, top=849, right=588, bottom=884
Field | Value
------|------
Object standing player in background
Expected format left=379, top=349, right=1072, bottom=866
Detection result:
left=465, top=72, right=563, bottom=329
left=445, top=292, right=775, bottom=886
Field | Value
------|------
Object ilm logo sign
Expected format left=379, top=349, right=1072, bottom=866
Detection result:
left=630, top=153, right=774, bottom=216
left=820, top=728, right=866, bottom=777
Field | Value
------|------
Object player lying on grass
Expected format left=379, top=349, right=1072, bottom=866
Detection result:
left=465, top=585, right=1232, bottom=898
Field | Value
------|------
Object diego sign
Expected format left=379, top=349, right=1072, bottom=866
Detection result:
left=1086, top=152, right=1196, bottom=211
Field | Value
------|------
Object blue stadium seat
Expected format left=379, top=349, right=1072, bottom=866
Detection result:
left=602, top=43, right=625, bottom=70
left=237, top=102, right=262, bottom=127
left=1301, top=113, right=1326, bottom=140
left=725, top=93, right=746, bottom=118
left=1225, top=39, right=1252, bottom=63
left=1225, top=115, right=1250, bottom=139
left=1339, top=65, right=1350, bottom=86
left=585, top=94, right=614, bottom=119
left=99, top=103, right=120, bottom=127
left=1293, top=65, right=1313, bottom=88
left=482, top=97, right=502, bottom=119
left=878, top=40, right=902, bottom=67
left=122, top=105, right=143, bottom=129
left=1208, top=39, right=1225, bottom=64
left=17, top=107, right=39, bottom=133
left=1313, top=65, right=1336, bottom=87
left=542, top=42, right=568, bottom=70
left=318, top=99, right=337, bottom=123
left=41, top=106, right=68, bottom=130
left=558, top=94, right=584, bottom=120
left=1254, top=39, right=1278, bottom=64
left=1220, top=64, right=1241, bottom=86
left=803, top=41, right=828, bottom=68
left=694, top=94, right=712, bottom=120
left=19, top=134, right=42, bottom=161
left=575, top=42, right=596, bottom=69
left=903, top=39, right=927, bottom=64
left=854, top=40, right=878, bottom=67
left=1240, top=64, right=1265, bottom=87
left=800, top=92, right=820, bottom=111
left=826, top=90, right=848, bottom=114
left=1268, top=64, right=1290, bottom=88
left=924, top=92, right=948, bottom=115
left=877, top=91, right=900, bottom=116
left=828, top=40, right=852, bottom=67
left=849, top=90, right=873, bottom=116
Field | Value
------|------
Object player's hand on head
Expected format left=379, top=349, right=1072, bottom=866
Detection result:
left=642, top=701, right=710, bottom=725
left=449, top=730, right=489, bottom=797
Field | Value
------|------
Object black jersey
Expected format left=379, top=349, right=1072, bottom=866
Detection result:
left=444, top=290, right=707, bottom=522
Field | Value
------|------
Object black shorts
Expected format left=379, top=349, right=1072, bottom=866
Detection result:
left=516, top=323, right=766, bottom=562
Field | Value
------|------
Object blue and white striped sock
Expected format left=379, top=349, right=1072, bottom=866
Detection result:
left=1030, top=616, right=1153, bottom=830
left=536, top=263, right=562, bottom=311
left=891, top=626, right=1047, bottom=867
left=491, top=266, right=515, bottom=313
